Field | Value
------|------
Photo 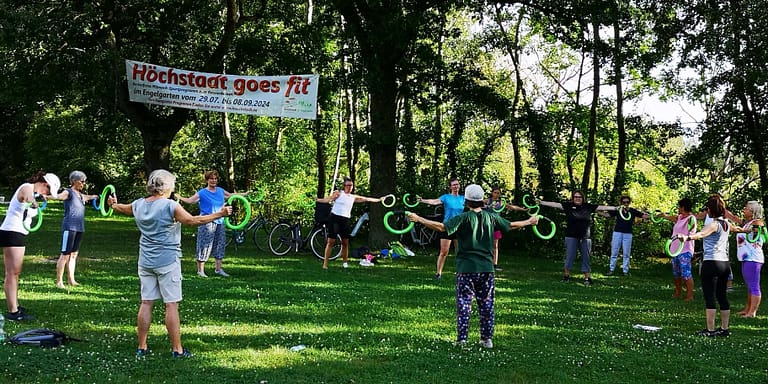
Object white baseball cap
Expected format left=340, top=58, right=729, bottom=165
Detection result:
left=464, top=184, right=485, bottom=202
left=44, top=173, right=61, bottom=198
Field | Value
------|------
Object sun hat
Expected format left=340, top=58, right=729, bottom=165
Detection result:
left=43, top=173, right=61, bottom=198
left=464, top=184, right=485, bottom=202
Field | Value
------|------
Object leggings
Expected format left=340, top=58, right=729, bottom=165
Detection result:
left=456, top=273, right=495, bottom=342
left=742, top=261, right=763, bottom=296
left=700, top=260, right=730, bottom=310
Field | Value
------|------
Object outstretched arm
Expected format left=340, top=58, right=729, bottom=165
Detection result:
left=175, top=205, right=232, bottom=226
left=596, top=205, right=617, bottom=211
left=418, top=197, right=443, bottom=206
left=509, top=215, right=538, bottom=230
left=354, top=195, right=382, bottom=203
left=177, top=192, right=200, bottom=204
left=408, top=212, right=445, bottom=232
left=538, top=200, right=563, bottom=210
left=316, top=190, right=340, bottom=204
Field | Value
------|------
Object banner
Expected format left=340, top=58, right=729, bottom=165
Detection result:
left=125, top=60, right=319, bottom=120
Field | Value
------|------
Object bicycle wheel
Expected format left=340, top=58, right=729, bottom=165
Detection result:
left=310, top=227, right=341, bottom=260
left=419, top=226, right=439, bottom=247
left=225, top=230, right=245, bottom=248
left=252, top=220, right=275, bottom=252
left=268, top=223, right=294, bottom=256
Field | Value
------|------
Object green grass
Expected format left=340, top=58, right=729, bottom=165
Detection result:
left=1, top=203, right=767, bottom=383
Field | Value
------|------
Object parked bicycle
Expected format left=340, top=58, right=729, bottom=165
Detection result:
left=268, top=202, right=370, bottom=260
left=225, top=200, right=275, bottom=252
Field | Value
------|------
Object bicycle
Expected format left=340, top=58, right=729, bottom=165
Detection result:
left=402, top=213, right=440, bottom=248
left=268, top=202, right=370, bottom=260
left=225, top=201, right=275, bottom=252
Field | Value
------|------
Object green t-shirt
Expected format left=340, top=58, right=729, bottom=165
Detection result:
left=444, top=210, right=512, bottom=273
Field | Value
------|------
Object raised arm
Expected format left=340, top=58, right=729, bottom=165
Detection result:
left=174, top=204, right=231, bottom=226
left=538, top=200, right=563, bottom=210
left=177, top=192, right=200, bottom=204
left=408, top=212, right=445, bottom=232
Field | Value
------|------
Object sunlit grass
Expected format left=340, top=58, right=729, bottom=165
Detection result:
left=0, top=205, right=767, bottom=383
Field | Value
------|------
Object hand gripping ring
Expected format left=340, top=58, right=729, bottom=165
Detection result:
left=491, top=198, right=506, bottom=213
left=225, top=194, right=251, bottom=230
left=522, top=194, right=539, bottom=209
left=618, top=207, right=632, bottom=221
left=402, top=193, right=420, bottom=208
left=92, top=196, right=100, bottom=210
left=383, top=211, right=414, bottom=235
left=300, top=193, right=316, bottom=208
left=532, top=215, right=556, bottom=240
left=247, top=187, right=265, bottom=203
left=650, top=210, right=665, bottom=224
left=665, top=237, right=685, bottom=257
left=381, top=194, right=396, bottom=208
left=22, top=202, right=43, bottom=232
left=100, top=185, right=116, bottom=217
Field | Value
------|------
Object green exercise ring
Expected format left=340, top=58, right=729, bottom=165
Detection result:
left=225, top=194, right=251, bottom=230
left=402, top=193, right=420, bottom=208
left=522, top=194, right=539, bottom=209
left=383, top=211, right=414, bottom=235
left=618, top=207, right=632, bottom=221
left=300, top=193, right=316, bottom=208
left=686, top=215, right=697, bottom=232
left=665, top=238, right=685, bottom=257
left=528, top=205, right=540, bottom=216
left=650, top=210, right=665, bottom=224
left=531, top=215, right=556, bottom=240
left=746, top=226, right=763, bottom=244
left=100, top=185, right=116, bottom=217
left=247, top=187, right=265, bottom=203
left=491, top=198, right=506, bottom=213
left=22, top=202, right=43, bottom=233
left=381, top=194, right=396, bottom=208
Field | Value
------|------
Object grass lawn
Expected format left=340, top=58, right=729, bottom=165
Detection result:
left=1, top=203, right=767, bottom=383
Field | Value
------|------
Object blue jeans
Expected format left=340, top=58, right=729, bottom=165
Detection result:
left=565, top=237, right=591, bottom=273
left=609, top=232, right=633, bottom=274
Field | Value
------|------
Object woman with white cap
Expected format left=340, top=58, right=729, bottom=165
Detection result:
left=0, top=171, right=60, bottom=321
left=54, top=171, right=99, bottom=288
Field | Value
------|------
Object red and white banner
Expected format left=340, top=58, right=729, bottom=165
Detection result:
left=125, top=60, right=319, bottom=120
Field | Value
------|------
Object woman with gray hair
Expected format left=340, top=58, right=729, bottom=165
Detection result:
left=54, top=171, right=99, bottom=288
left=108, top=169, right=231, bottom=358
left=732, top=200, right=764, bottom=317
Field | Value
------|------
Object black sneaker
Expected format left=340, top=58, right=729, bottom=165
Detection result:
left=434, top=273, right=442, bottom=280
left=561, top=275, right=571, bottom=283
left=6, top=307, right=35, bottom=321
left=584, top=278, right=594, bottom=286
left=136, top=348, right=152, bottom=358
left=713, top=327, right=730, bottom=337
left=606, top=270, right=614, bottom=276
left=171, top=348, right=193, bottom=358
left=696, top=328, right=716, bottom=337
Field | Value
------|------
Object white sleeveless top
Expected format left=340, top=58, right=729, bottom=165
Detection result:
left=331, top=191, right=355, bottom=218
left=0, top=183, right=37, bottom=235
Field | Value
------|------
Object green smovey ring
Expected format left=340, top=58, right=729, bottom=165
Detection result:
left=300, top=193, right=316, bottom=208
left=381, top=194, right=396, bottom=208
left=383, top=211, right=414, bottom=235
left=402, top=193, right=419, bottom=208
left=22, top=202, right=43, bottom=232
left=491, top=198, right=506, bottom=213
left=225, top=194, right=251, bottom=230
left=618, top=207, right=632, bottom=221
left=650, top=210, right=665, bottom=224
left=746, top=225, right=764, bottom=244
left=665, top=238, right=685, bottom=257
left=247, top=187, right=265, bottom=203
left=100, top=185, right=116, bottom=217
left=522, top=194, right=538, bottom=209
left=531, top=215, right=556, bottom=240
left=686, top=215, right=697, bottom=232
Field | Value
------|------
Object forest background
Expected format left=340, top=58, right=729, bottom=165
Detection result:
left=1, top=0, right=766, bottom=252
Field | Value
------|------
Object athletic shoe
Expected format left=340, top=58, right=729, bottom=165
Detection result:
left=583, top=278, right=594, bottom=286
left=172, top=348, right=193, bottom=358
left=561, top=275, right=571, bottom=283
left=215, top=269, right=230, bottom=277
left=196, top=271, right=207, bottom=278
left=435, top=273, right=442, bottom=280
left=713, top=327, right=730, bottom=337
left=606, top=270, right=614, bottom=276
left=342, top=262, right=349, bottom=269
left=494, top=265, right=503, bottom=271
left=6, top=307, right=35, bottom=321
left=623, top=271, right=630, bottom=276
left=454, top=340, right=467, bottom=347
left=359, top=260, right=374, bottom=267
left=136, top=348, right=152, bottom=357
left=696, top=328, right=716, bottom=337
left=479, top=339, right=493, bottom=349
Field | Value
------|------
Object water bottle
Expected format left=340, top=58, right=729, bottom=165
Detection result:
left=0, top=312, right=5, bottom=342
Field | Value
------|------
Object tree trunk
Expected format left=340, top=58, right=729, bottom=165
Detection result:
left=581, top=17, right=600, bottom=194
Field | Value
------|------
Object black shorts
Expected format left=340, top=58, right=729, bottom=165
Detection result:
left=61, top=231, right=84, bottom=254
left=328, top=213, right=352, bottom=239
left=0, top=230, right=26, bottom=247
left=438, top=230, right=455, bottom=240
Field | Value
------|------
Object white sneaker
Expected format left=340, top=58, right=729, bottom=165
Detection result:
left=342, top=262, right=349, bottom=268
left=197, top=271, right=208, bottom=278
left=359, top=260, right=374, bottom=267
left=479, top=339, right=493, bottom=349
left=215, top=269, right=230, bottom=277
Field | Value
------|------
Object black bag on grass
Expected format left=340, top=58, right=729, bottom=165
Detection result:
left=9, top=328, right=82, bottom=348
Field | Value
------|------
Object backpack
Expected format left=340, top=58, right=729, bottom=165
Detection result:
left=389, top=241, right=413, bottom=258
left=9, top=328, right=82, bottom=348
